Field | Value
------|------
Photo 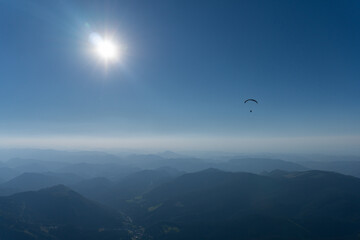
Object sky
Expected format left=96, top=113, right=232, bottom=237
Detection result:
left=0, top=0, right=359, bottom=153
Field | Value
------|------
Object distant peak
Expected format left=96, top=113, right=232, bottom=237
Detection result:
left=156, top=151, right=182, bottom=158
left=201, top=168, right=223, bottom=173
left=40, top=184, right=72, bottom=193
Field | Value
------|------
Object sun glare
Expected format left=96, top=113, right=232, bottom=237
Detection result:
left=89, top=32, right=121, bottom=62
left=96, top=39, right=117, bottom=60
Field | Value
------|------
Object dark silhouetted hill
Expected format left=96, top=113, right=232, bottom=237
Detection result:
left=58, top=162, right=139, bottom=180
left=75, top=168, right=185, bottom=211
left=129, top=169, right=360, bottom=240
left=5, top=158, right=70, bottom=173
left=124, top=154, right=209, bottom=172
left=216, top=158, right=308, bottom=173
left=114, top=167, right=184, bottom=198
left=0, top=185, right=131, bottom=240
left=70, top=177, right=114, bottom=203
left=0, top=167, right=20, bottom=181
left=0, top=172, right=83, bottom=196
left=301, top=160, right=360, bottom=178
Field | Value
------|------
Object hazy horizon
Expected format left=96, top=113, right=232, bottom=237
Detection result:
left=0, top=135, right=359, bottom=156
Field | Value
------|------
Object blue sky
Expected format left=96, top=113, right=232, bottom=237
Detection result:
left=0, top=0, right=359, bottom=153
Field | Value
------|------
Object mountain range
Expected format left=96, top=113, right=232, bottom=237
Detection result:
left=1, top=150, right=360, bottom=239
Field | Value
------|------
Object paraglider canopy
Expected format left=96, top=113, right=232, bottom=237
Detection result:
left=244, top=99, right=258, bottom=104
left=244, top=99, right=258, bottom=112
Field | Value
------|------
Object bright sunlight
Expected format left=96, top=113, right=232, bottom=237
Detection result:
left=89, top=32, right=120, bottom=62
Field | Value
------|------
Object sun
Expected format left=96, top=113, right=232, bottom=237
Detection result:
left=89, top=32, right=121, bottom=62
left=96, top=39, right=117, bottom=60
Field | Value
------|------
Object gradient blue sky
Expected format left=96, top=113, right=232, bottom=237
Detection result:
left=0, top=0, right=359, bottom=153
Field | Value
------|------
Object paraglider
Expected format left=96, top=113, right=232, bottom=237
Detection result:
left=244, top=99, right=258, bottom=112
